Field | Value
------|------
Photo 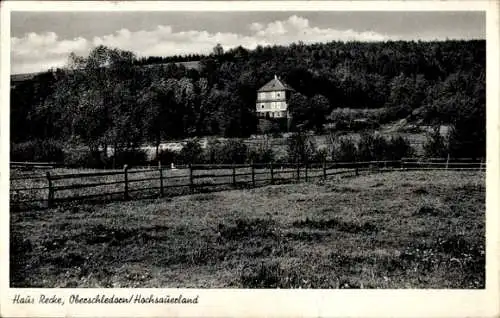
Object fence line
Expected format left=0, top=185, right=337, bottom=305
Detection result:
left=10, top=158, right=486, bottom=210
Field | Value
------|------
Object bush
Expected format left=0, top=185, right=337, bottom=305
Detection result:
left=386, top=136, right=414, bottom=160
left=357, top=133, right=389, bottom=161
left=11, top=139, right=64, bottom=162
left=447, top=120, right=485, bottom=159
left=109, top=148, right=147, bottom=168
left=64, top=150, right=108, bottom=168
left=313, top=147, right=328, bottom=162
left=332, top=136, right=358, bottom=162
left=248, top=142, right=274, bottom=163
left=423, top=126, right=448, bottom=158
left=219, top=139, right=248, bottom=164
left=155, top=149, right=178, bottom=166
left=178, top=139, right=204, bottom=164
left=204, top=139, right=223, bottom=164
left=203, top=139, right=248, bottom=164
left=286, top=132, right=316, bottom=163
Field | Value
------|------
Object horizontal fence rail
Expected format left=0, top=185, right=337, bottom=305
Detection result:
left=10, top=158, right=486, bottom=211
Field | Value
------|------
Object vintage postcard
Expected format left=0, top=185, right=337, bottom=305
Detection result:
left=1, top=1, right=499, bottom=317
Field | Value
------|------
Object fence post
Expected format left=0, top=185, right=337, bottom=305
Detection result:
left=446, top=154, right=450, bottom=170
left=270, top=162, right=274, bottom=185
left=232, top=164, right=236, bottom=186
left=400, top=159, right=404, bottom=170
left=159, top=161, right=164, bottom=197
left=251, top=161, right=255, bottom=187
left=123, top=164, right=129, bottom=200
left=189, top=164, right=194, bottom=194
left=46, top=172, right=54, bottom=208
left=355, top=162, right=359, bottom=176
left=323, top=161, right=327, bottom=180
left=479, top=158, right=484, bottom=172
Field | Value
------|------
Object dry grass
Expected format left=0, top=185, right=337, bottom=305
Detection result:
left=10, top=170, right=484, bottom=288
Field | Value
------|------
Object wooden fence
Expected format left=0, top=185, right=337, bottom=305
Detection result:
left=9, top=158, right=486, bottom=211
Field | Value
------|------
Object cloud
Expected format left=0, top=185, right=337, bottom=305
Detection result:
left=11, top=15, right=395, bottom=74
left=11, top=32, right=92, bottom=73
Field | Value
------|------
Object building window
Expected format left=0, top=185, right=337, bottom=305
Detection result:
left=261, top=104, right=265, bottom=109
left=277, top=93, right=280, bottom=97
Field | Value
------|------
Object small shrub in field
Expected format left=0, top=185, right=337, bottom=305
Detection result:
left=11, top=139, right=64, bottom=162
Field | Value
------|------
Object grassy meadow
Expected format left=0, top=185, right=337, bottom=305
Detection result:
left=10, top=170, right=484, bottom=288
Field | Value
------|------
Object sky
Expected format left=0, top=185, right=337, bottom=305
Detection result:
left=10, top=11, right=486, bottom=74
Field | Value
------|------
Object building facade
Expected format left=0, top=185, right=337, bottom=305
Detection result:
left=256, top=75, right=294, bottom=119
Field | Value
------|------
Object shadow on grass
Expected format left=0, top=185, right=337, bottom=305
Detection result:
left=292, top=217, right=378, bottom=234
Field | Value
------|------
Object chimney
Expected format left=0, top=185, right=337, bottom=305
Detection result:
left=274, top=74, right=278, bottom=80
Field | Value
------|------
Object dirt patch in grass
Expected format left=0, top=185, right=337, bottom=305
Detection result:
left=192, top=193, right=218, bottom=201
left=414, top=205, right=443, bottom=216
left=217, top=218, right=278, bottom=240
left=327, top=185, right=361, bottom=193
left=413, top=187, right=429, bottom=195
left=285, top=231, right=330, bottom=242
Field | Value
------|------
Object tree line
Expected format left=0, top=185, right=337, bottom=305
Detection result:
left=10, top=39, right=485, bottom=162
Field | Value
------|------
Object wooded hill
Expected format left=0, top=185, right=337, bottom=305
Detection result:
left=10, top=40, right=485, bottom=159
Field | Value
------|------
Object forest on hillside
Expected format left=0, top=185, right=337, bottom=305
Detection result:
left=10, top=40, right=486, bottom=161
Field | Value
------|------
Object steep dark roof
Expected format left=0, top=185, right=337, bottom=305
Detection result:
left=258, top=76, right=293, bottom=92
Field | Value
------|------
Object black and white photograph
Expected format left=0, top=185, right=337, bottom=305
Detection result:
left=2, top=0, right=499, bottom=317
